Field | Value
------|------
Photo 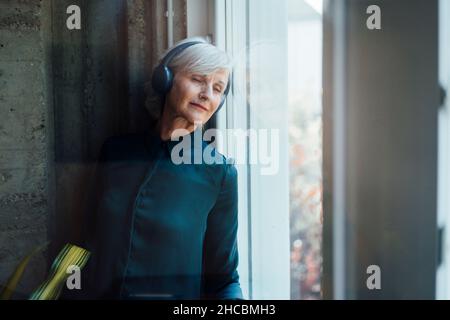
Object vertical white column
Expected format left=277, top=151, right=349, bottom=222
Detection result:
left=331, top=0, right=347, bottom=300
left=437, top=0, right=450, bottom=300
left=167, top=0, right=174, bottom=47
left=247, top=0, right=290, bottom=300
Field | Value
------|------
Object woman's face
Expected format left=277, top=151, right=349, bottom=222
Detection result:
left=165, top=68, right=230, bottom=125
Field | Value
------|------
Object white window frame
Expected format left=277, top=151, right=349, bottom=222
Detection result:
left=437, top=0, right=450, bottom=300
left=186, top=0, right=291, bottom=299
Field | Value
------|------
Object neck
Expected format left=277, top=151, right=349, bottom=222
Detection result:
left=157, top=104, right=198, bottom=141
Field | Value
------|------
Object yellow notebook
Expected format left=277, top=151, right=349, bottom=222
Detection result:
left=29, top=244, right=90, bottom=300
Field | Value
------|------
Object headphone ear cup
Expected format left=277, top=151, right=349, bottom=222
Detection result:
left=152, top=65, right=173, bottom=95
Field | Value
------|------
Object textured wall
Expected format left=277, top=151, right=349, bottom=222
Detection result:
left=0, top=0, right=186, bottom=298
left=0, top=0, right=52, bottom=297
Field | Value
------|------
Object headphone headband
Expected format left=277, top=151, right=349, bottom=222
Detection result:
left=160, top=41, right=204, bottom=67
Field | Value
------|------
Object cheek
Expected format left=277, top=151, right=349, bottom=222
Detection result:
left=178, top=84, right=195, bottom=104
left=170, top=83, right=193, bottom=107
left=178, top=82, right=197, bottom=98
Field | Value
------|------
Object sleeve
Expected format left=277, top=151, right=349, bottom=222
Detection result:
left=201, top=163, right=244, bottom=300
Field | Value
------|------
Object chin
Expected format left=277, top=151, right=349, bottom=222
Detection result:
left=183, top=111, right=208, bottom=125
left=193, top=118, right=208, bottom=126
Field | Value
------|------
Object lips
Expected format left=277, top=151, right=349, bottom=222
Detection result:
left=189, top=102, right=208, bottom=111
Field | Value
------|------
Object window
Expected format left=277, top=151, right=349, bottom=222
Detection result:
left=189, top=0, right=445, bottom=300
left=206, top=0, right=323, bottom=299
left=185, top=0, right=326, bottom=300
left=213, top=0, right=291, bottom=299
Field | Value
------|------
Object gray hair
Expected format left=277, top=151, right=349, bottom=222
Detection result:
left=145, top=37, right=233, bottom=123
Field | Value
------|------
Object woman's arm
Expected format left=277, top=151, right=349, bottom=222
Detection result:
left=201, top=163, right=243, bottom=300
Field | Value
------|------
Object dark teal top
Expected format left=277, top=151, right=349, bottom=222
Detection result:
left=68, top=128, right=242, bottom=300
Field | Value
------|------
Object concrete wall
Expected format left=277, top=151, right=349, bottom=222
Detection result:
left=0, top=0, right=53, bottom=298
left=0, top=0, right=186, bottom=298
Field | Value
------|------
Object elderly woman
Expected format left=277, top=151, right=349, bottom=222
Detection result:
left=67, top=37, right=243, bottom=300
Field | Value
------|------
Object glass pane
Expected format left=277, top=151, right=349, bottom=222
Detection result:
left=288, top=0, right=323, bottom=300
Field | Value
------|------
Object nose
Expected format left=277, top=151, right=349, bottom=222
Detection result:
left=199, top=83, right=213, bottom=101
